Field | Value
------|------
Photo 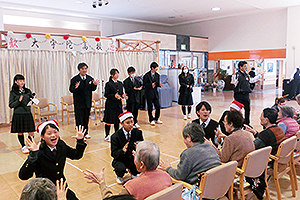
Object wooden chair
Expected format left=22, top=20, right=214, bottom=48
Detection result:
left=234, top=146, right=272, bottom=200
left=293, top=131, right=300, bottom=190
left=172, top=161, right=238, bottom=200
left=61, top=95, right=74, bottom=124
left=33, top=98, right=59, bottom=124
left=268, top=136, right=297, bottom=200
left=144, top=183, right=183, bottom=200
left=92, top=93, right=106, bottom=120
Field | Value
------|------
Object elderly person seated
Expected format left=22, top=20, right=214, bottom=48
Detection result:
left=208, top=110, right=255, bottom=167
left=277, top=105, right=299, bottom=138
left=20, top=178, right=67, bottom=200
left=159, top=122, right=221, bottom=185
left=245, top=108, right=286, bottom=155
left=84, top=141, right=172, bottom=200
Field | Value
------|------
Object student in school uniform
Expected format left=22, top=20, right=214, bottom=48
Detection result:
left=192, top=101, right=219, bottom=146
left=69, top=62, right=99, bottom=140
left=19, top=120, right=87, bottom=200
left=9, top=74, right=36, bottom=154
left=123, top=66, right=142, bottom=129
left=103, top=68, right=128, bottom=142
left=111, top=112, right=144, bottom=184
left=143, top=62, right=163, bottom=126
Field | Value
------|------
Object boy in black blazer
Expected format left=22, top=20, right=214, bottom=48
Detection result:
left=69, top=62, right=99, bottom=140
left=111, top=112, right=144, bottom=184
left=143, top=62, right=163, bottom=126
left=123, top=66, right=142, bottom=128
left=192, top=101, right=219, bottom=146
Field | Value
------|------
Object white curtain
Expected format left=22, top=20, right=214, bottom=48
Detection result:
left=0, top=49, right=158, bottom=124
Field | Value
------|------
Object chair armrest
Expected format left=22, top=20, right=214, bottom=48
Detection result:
left=171, top=178, right=202, bottom=195
left=32, top=104, right=39, bottom=109
left=92, top=100, right=96, bottom=106
left=49, top=103, right=58, bottom=111
left=269, top=155, right=278, bottom=161
left=235, top=167, right=244, bottom=175
left=61, top=101, right=68, bottom=106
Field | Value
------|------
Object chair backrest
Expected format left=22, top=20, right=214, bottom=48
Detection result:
left=144, top=183, right=183, bottom=200
left=92, top=93, right=101, bottom=101
left=276, top=136, right=297, bottom=164
left=201, top=161, right=237, bottom=199
left=243, top=146, right=272, bottom=178
left=295, top=131, right=300, bottom=151
left=61, top=95, right=73, bottom=105
left=37, top=98, right=49, bottom=108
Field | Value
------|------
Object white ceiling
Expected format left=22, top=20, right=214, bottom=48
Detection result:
left=1, top=0, right=300, bottom=26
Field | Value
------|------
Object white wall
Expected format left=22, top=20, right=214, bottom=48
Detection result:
left=286, top=6, right=300, bottom=78
left=171, top=9, right=287, bottom=52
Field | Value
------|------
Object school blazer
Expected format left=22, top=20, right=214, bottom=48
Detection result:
left=143, top=71, right=160, bottom=99
left=69, top=74, right=97, bottom=109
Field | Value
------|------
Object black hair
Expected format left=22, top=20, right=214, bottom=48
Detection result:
left=195, top=101, right=212, bottom=117
left=238, top=61, right=247, bottom=69
left=127, top=66, right=135, bottom=74
left=11, top=74, right=28, bottom=93
left=77, top=62, right=88, bottom=70
left=110, top=68, right=119, bottom=76
left=225, top=110, right=244, bottom=128
left=104, top=195, right=135, bottom=200
left=251, top=67, right=255, bottom=71
left=182, top=123, right=205, bottom=143
left=150, top=62, right=159, bottom=69
left=263, top=108, right=278, bottom=124
left=41, top=124, right=59, bottom=136
left=180, top=66, right=188, bottom=75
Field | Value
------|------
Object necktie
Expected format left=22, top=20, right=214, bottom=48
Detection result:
left=115, top=82, right=118, bottom=86
left=152, top=74, right=154, bottom=80
left=127, top=132, right=131, bottom=142
left=52, top=149, right=57, bottom=156
left=201, top=122, right=206, bottom=129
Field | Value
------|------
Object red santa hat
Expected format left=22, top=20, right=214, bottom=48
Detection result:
left=118, top=112, right=133, bottom=123
left=37, top=120, right=59, bottom=135
left=230, top=100, right=244, bottom=112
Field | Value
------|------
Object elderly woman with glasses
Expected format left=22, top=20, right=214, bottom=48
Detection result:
left=208, top=110, right=254, bottom=167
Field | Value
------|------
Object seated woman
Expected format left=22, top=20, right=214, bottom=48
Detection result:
left=209, top=110, right=255, bottom=167
left=219, top=100, right=244, bottom=136
left=277, top=105, right=299, bottom=138
left=84, top=141, right=172, bottom=200
left=159, top=122, right=221, bottom=185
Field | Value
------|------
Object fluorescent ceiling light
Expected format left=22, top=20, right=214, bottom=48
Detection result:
left=212, top=7, right=221, bottom=11
left=75, top=1, right=84, bottom=4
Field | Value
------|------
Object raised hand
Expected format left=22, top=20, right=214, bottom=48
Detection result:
left=84, top=168, right=105, bottom=185
left=75, top=81, right=80, bottom=89
left=92, top=79, right=100, bottom=85
left=19, top=95, right=23, bottom=102
left=122, top=94, right=128, bottom=100
left=56, top=178, right=68, bottom=200
left=72, top=125, right=86, bottom=140
left=152, top=82, right=156, bottom=88
left=214, top=128, right=226, bottom=139
left=123, top=142, right=129, bottom=152
left=158, top=159, right=171, bottom=171
left=25, top=136, right=40, bottom=151
left=115, top=93, right=121, bottom=100
left=244, top=124, right=256, bottom=135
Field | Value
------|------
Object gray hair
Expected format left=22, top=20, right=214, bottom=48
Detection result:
left=279, top=105, right=295, bottom=118
left=20, top=178, right=57, bottom=200
left=182, top=122, right=205, bottom=143
left=296, top=94, right=300, bottom=103
left=135, top=141, right=160, bottom=171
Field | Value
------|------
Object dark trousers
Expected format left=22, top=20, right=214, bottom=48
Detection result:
left=127, top=102, right=139, bottom=124
left=112, top=159, right=138, bottom=177
left=292, top=80, right=300, bottom=98
left=74, top=107, right=91, bottom=135
left=146, top=97, right=160, bottom=122
left=234, top=92, right=250, bottom=125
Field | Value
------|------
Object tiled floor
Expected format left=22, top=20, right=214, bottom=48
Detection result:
left=1, top=89, right=300, bottom=200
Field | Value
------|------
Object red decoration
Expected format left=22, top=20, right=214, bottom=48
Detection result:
left=95, top=37, right=100, bottom=42
left=26, top=33, right=31, bottom=39
left=63, top=34, right=69, bottom=40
